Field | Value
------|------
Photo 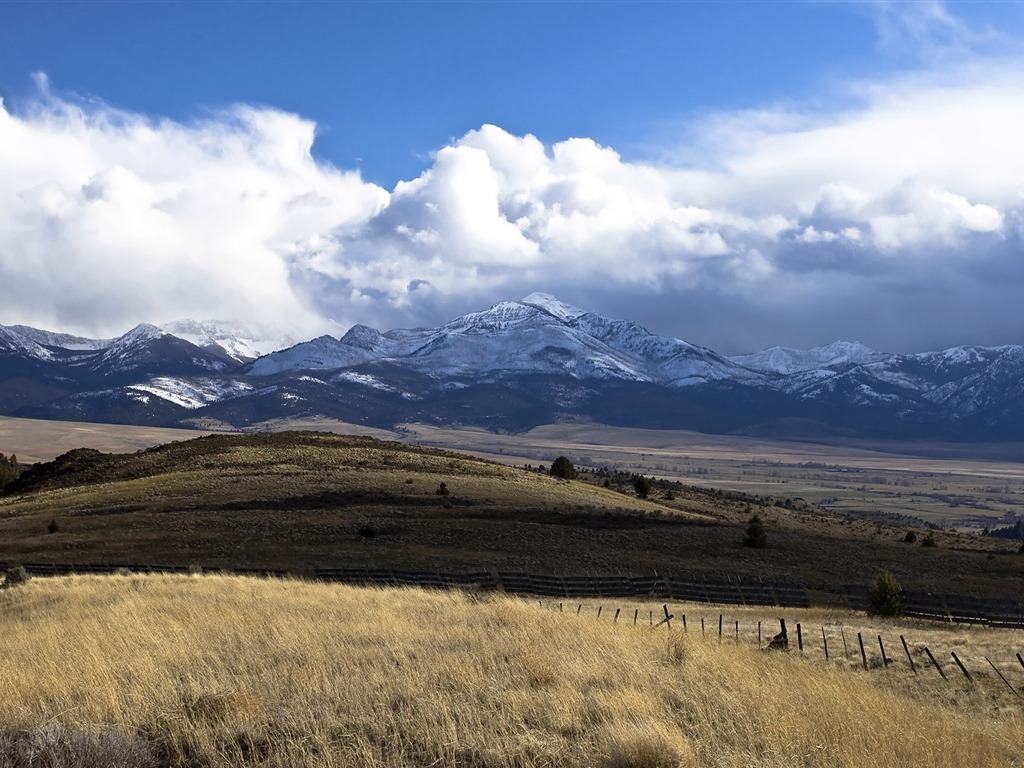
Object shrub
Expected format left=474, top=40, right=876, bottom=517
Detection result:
left=867, top=570, right=903, bottom=617
left=903, top=531, right=917, bottom=543
left=633, top=476, right=653, bottom=499
left=743, top=514, right=767, bottom=548
left=436, top=482, right=450, bottom=496
left=921, top=532, right=938, bottom=547
left=2, top=565, right=30, bottom=589
left=549, top=456, right=577, bottom=480
left=47, top=518, right=59, bottom=534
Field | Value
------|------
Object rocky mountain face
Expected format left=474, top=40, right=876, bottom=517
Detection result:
left=2, top=295, right=1023, bottom=440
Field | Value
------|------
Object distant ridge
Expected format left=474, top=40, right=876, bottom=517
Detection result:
left=2, top=296, right=1024, bottom=440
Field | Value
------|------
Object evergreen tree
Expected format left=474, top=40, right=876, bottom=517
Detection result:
left=633, top=475, right=653, bottom=499
left=743, top=514, right=767, bottom=548
left=867, top=570, right=904, bottom=617
left=549, top=456, right=577, bottom=480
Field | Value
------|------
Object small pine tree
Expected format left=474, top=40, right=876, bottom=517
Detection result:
left=867, top=570, right=903, bottom=616
left=549, top=456, right=577, bottom=480
left=743, top=514, right=767, bottom=548
left=633, top=475, right=653, bottom=499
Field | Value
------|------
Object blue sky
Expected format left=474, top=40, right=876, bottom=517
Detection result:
left=1, top=1, right=1024, bottom=354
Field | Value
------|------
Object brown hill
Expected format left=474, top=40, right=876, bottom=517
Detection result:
left=0, top=431, right=1021, bottom=600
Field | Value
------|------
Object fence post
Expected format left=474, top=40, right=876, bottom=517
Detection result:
left=821, top=627, right=829, bottom=661
left=682, top=614, right=687, bottom=632
left=900, top=636, right=917, bottom=674
left=858, top=633, right=867, bottom=669
left=878, top=635, right=889, bottom=667
left=735, top=620, right=739, bottom=642
left=797, top=623, right=803, bottom=652
left=841, top=628, right=849, bottom=659
left=758, top=620, right=762, bottom=645
left=985, top=656, right=1020, bottom=698
left=577, top=604, right=582, bottom=616
left=924, top=647, right=947, bottom=679
left=634, top=608, right=638, bottom=626
left=701, top=617, right=705, bottom=637
left=718, top=614, right=723, bottom=644
left=951, top=651, right=973, bottom=684
left=614, top=608, right=620, bottom=623
left=654, top=604, right=674, bottom=630
left=1017, top=653, right=1024, bottom=672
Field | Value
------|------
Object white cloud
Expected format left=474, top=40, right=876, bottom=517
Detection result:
left=0, top=84, right=388, bottom=339
left=3, top=55, right=1024, bottom=353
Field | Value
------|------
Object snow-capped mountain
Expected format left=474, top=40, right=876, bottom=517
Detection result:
left=161, top=319, right=287, bottom=363
left=3, top=296, right=1024, bottom=441
left=730, top=341, right=887, bottom=375
left=250, top=293, right=752, bottom=386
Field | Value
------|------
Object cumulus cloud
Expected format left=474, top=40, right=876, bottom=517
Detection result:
left=3, top=58, right=1024, bottom=353
left=0, top=76, right=388, bottom=340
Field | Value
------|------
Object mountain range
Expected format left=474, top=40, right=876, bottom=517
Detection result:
left=2, top=292, right=1022, bottom=441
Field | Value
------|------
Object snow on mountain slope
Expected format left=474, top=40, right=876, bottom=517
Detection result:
left=248, top=295, right=750, bottom=385
left=247, top=335, right=379, bottom=376
left=0, top=325, right=54, bottom=360
left=572, top=312, right=757, bottom=385
left=127, top=377, right=255, bottom=409
left=162, top=319, right=288, bottom=362
left=8, top=326, right=112, bottom=352
left=521, top=292, right=588, bottom=323
left=730, top=341, right=886, bottom=375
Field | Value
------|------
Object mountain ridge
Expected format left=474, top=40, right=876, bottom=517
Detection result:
left=1, top=295, right=1022, bottom=441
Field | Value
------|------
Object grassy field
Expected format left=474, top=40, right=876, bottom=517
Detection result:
left=6, top=414, right=1024, bottom=534
left=1, top=430, right=1021, bottom=598
left=402, top=422, right=1024, bottom=533
left=0, top=573, right=1020, bottom=768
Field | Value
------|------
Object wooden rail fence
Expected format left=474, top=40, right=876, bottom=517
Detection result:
left=2, top=561, right=1021, bottom=628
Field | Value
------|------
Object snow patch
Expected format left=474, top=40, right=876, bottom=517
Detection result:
left=127, top=377, right=254, bottom=409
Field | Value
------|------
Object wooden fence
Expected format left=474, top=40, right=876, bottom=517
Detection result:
left=2, top=561, right=1021, bottom=628
left=559, top=602, right=1024, bottom=700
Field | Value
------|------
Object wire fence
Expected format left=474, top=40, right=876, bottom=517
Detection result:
left=552, top=601, right=1024, bottom=700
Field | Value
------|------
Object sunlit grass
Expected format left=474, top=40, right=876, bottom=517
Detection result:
left=0, top=574, right=1020, bottom=767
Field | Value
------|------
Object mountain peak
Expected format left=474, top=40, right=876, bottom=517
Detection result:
left=117, top=323, right=167, bottom=344
left=161, top=318, right=285, bottom=362
left=520, top=293, right=587, bottom=323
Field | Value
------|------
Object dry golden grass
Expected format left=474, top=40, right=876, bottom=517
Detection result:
left=0, top=574, right=1020, bottom=767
